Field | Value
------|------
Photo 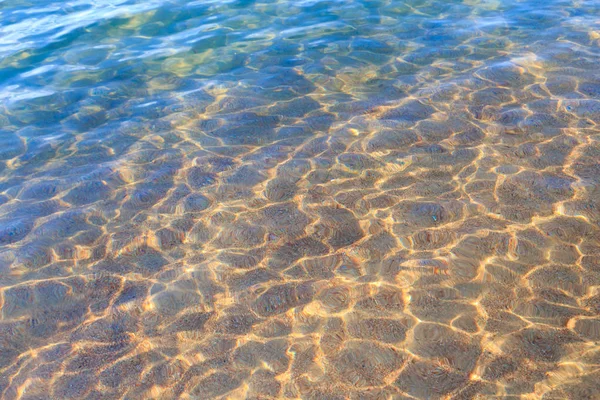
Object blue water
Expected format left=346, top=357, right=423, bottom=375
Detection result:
left=1, top=0, right=600, bottom=398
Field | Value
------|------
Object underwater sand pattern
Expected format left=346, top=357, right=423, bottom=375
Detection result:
left=1, top=0, right=600, bottom=398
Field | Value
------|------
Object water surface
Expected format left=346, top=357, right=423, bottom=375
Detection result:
left=1, top=0, right=600, bottom=398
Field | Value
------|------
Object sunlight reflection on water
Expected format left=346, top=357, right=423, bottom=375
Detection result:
left=1, top=0, right=600, bottom=398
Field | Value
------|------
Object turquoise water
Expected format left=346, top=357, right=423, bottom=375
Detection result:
left=1, top=0, right=600, bottom=398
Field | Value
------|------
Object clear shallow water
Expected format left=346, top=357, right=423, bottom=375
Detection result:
left=1, top=0, right=600, bottom=398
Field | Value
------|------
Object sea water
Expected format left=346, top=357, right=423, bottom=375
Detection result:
left=1, top=0, right=600, bottom=398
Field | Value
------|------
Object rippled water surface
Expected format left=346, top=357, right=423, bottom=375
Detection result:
left=1, top=0, right=600, bottom=398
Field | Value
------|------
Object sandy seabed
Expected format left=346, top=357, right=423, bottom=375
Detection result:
left=1, top=0, right=600, bottom=398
